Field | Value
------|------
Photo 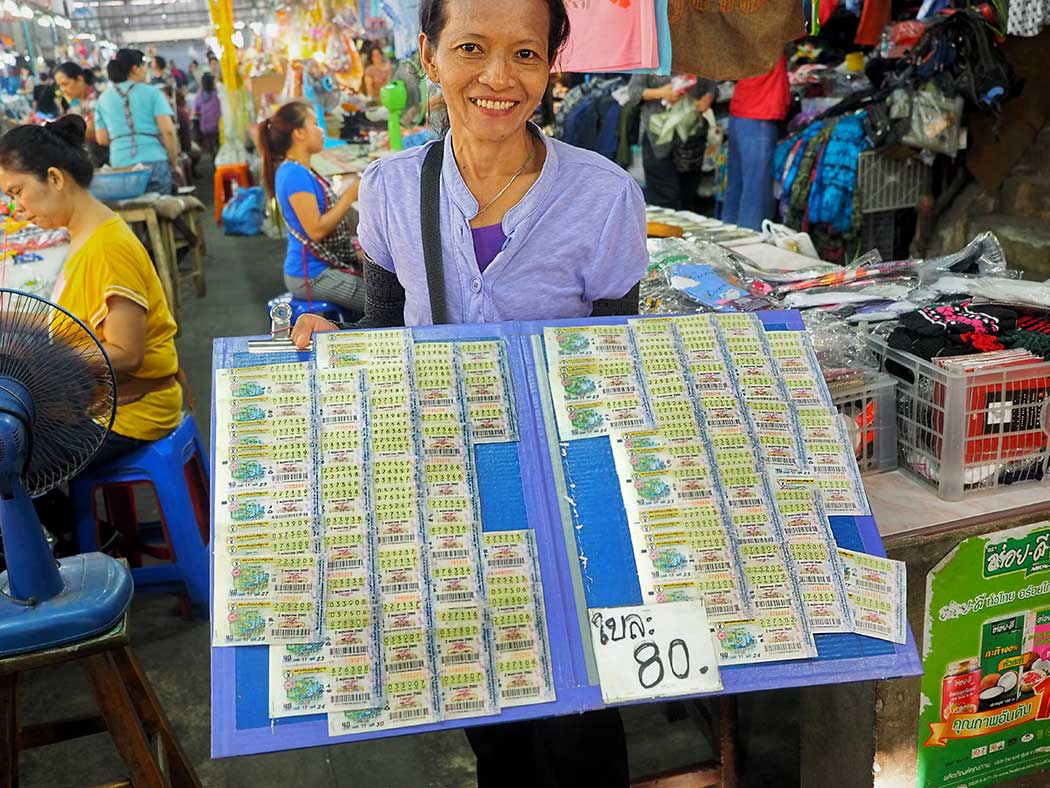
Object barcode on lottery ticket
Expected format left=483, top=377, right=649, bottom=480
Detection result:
left=329, top=558, right=364, bottom=570
left=754, top=599, right=790, bottom=609
left=728, top=497, right=763, bottom=508
left=503, top=686, right=540, bottom=699
left=811, top=464, right=848, bottom=474
left=381, top=582, right=421, bottom=594
left=275, top=472, right=309, bottom=483
left=436, top=591, right=476, bottom=604
left=446, top=700, right=487, bottom=714
left=431, top=549, right=469, bottom=561
left=468, top=394, right=503, bottom=403
left=387, top=659, right=426, bottom=673
left=704, top=603, right=741, bottom=617
left=331, top=692, right=373, bottom=705
left=679, top=489, right=713, bottom=500
left=389, top=708, right=430, bottom=722
left=272, top=627, right=313, bottom=639
left=799, top=574, right=834, bottom=586
left=604, top=386, right=638, bottom=396
left=441, top=652, right=479, bottom=665
left=854, top=579, right=889, bottom=593
left=378, top=533, right=417, bottom=545
left=810, top=616, right=844, bottom=629
left=323, top=414, right=357, bottom=425
left=473, top=428, right=508, bottom=440
left=488, top=558, right=525, bottom=568
left=496, top=638, right=535, bottom=652
left=861, top=622, right=893, bottom=636
left=766, top=641, right=804, bottom=654
left=275, top=583, right=311, bottom=594
left=614, top=418, right=646, bottom=429
left=425, top=447, right=461, bottom=457
left=329, top=645, right=368, bottom=657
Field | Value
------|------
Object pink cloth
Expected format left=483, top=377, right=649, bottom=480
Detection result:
left=557, top=0, right=658, bottom=72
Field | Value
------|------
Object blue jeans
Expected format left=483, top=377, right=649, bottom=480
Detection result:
left=723, top=117, right=779, bottom=231
left=143, top=160, right=173, bottom=195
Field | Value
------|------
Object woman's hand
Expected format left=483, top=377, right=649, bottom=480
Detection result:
left=291, top=313, right=339, bottom=350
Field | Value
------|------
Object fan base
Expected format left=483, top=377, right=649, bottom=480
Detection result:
left=0, top=553, right=134, bottom=657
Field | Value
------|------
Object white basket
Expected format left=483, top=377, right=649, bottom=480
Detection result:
left=829, top=373, right=898, bottom=475
left=867, top=336, right=1050, bottom=500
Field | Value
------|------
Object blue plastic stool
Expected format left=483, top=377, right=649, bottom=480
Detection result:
left=267, top=292, right=347, bottom=327
left=70, top=415, right=210, bottom=608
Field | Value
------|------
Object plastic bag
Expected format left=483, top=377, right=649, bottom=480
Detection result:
left=222, top=186, right=265, bottom=236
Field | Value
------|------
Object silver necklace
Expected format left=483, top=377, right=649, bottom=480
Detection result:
left=471, top=139, right=536, bottom=218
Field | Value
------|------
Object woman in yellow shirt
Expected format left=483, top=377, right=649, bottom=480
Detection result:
left=0, top=115, right=182, bottom=468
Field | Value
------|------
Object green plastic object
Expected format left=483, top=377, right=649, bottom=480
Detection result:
left=380, top=80, right=407, bottom=152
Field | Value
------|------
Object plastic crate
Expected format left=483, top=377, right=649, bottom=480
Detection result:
left=856, top=152, right=930, bottom=214
left=860, top=210, right=897, bottom=260
left=88, top=168, right=150, bottom=201
left=867, top=335, right=1050, bottom=500
left=829, top=373, right=898, bottom=475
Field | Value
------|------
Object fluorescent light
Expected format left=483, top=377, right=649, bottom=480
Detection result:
left=18, top=4, right=33, bottom=19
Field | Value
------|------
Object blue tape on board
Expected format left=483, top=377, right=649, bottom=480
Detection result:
left=476, top=442, right=530, bottom=532
left=560, top=437, right=643, bottom=608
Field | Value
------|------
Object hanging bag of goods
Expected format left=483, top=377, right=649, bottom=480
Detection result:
left=668, top=0, right=805, bottom=81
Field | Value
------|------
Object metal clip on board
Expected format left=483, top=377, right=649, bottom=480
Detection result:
left=247, top=302, right=311, bottom=353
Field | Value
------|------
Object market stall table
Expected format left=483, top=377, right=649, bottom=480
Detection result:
left=210, top=314, right=921, bottom=772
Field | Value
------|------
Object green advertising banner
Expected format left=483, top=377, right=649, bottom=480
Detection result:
left=919, top=521, right=1050, bottom=787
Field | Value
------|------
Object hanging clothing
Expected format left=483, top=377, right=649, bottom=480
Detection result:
left=856, top=0, right=892, bottom=46
left=729, top=55, right=791, bottom=122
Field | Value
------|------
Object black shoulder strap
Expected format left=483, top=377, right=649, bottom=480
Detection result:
left=420, top=141, right=448, bottom=325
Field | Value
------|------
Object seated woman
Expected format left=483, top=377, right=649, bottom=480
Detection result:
left=0, top=115, right=183, bottom=467
left=258, top=101, right=365, bottom=319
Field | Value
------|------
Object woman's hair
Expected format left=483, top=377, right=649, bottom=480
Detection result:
left=256, top=100, right=313, bottom=196
left=107, top=48, right=144, bottom=83
left=55, top=61, right=94, bottom=87
left=201, top=73, right=215, bottom=93
left=0, top=115, right=93, bottom=187
left=419, top=0, right=570, bottom=63
left=153, top=54, right=167, bottom=71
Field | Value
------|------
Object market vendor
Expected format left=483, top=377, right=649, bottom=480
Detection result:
left=54, top=62, right=104, bottom=166
left=291, top=0, right=644, bottom=783
left=0, top=115, right=182, bottom=465
left=94, top=48, right=180, bottom=195
left=258, top=101, right=366, bottom=319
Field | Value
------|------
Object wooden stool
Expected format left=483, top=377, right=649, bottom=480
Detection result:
left=0, top=614, right=201, bottom=788
left=213, top=163, right=252, bottom=224
left=156, top=195, right=207, bottom=304
left=105, top=195, right=179, bottom=319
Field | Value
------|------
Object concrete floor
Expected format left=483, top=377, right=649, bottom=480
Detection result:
left=13, top=174, right=802, bottom=787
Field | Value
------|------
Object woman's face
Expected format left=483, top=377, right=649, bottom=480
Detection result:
left=295, top=110, right=326, bottom=154
left=420, top=0, right=550, bottom=145
left=0, top=167, right=72, bottom=230
left=370, top=48, right=383, bottom=66
left=55, top=71, right=85, bottom=100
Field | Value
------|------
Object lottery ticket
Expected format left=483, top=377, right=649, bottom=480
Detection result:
left=267, top=640, right=378, bottom=717
left=839, top=549, right=908, bottom=643
left=543, top=325, right=653, bottom=440
left=482, top=530, right=556, bottom=707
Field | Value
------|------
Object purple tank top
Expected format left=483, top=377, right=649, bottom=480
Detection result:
left=471, top=223, right=506, bottom=273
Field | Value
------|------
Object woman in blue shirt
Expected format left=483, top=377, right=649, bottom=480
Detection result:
left=258, top=101, right=365, bottom=318
left=94, top=48, right=179, bottom=195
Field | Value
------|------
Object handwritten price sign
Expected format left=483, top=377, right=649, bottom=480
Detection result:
left=588, top=601, right=722, bottom=704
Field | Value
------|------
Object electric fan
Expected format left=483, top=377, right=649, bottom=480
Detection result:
left=0, top=288, right=132, bottom=656
left=380, top=56, right=428, bottom=152
left=304, top=65, right=347, bottom=149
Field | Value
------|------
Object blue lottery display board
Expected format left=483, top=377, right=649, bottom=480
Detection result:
left=211, top=314, right=922, bottom=758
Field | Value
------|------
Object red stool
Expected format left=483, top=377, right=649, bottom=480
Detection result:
left=214, top=162, right=252, bottom=224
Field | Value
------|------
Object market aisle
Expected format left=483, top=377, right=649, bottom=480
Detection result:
left=13, top=176, right=799, bottom=787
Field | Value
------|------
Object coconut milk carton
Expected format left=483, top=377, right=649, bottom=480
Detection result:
left=979, top=614, right=1026, bottom=709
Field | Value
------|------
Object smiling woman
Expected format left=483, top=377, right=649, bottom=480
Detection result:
left=291, top=4, right=643, bottom=778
